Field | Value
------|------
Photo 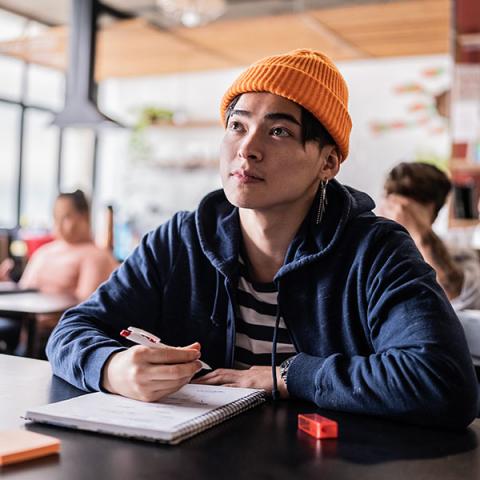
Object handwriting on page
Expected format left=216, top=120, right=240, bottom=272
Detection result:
left=34, top=385, right=260, bottom=433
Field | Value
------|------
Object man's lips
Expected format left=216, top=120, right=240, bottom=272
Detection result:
left=230, top=169, right=264, bottom=182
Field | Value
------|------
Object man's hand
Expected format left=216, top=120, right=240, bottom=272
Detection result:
left=192, top=366, right=289, bottom=399
left=102, top=343, right=203, bottom=402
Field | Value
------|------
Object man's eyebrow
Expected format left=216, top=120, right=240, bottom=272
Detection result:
left=265, top=112, right=301, bottom=126
left=229, top=110, right=301, bottom=126
left=230, top=109, right=251, bottom=118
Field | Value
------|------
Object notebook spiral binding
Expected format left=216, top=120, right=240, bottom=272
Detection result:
left=172, top=390, right=267, bottom=444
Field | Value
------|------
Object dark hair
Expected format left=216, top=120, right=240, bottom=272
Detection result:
left=224, top=95, right=336, bottom=148
left=57, top=189, right=90, bottom=215
left=384, top=162, right=451, bottom=220
left=300, top=106, right=335, bottom=147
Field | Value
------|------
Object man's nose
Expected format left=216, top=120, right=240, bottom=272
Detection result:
left=238, top=130, right=263, bottom=162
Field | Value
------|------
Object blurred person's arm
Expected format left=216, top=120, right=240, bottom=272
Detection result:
left=0, top=258, right=14, bottom=281
left=75, top=248, right=119, bottom=301
left=17, top=253, right=42, bottom=290
left=378, top=194, right=464, bottom=300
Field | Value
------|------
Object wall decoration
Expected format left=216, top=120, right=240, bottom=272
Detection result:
left=369, top=67, right=449, bottom=137
left=128, top=104, right=222, bottom=168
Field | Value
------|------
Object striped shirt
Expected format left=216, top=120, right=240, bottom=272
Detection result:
left=234, top=259, right=296, bottom=369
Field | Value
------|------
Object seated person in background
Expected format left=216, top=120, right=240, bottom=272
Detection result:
left=47, top=50, right=477, bottom=428
left=0, top=190, right=118, bottom=353
left=378, top=162, right=480, bottom=311
left=19, top=190, right=118, bottom=300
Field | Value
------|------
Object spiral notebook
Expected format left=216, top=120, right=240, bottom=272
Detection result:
left=24, top=384, right=266, bottom=445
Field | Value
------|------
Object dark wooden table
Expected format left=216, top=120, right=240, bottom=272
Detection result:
left=1, top=354, right=479, bottom=479
left=0, top=293, right=76, bottom=356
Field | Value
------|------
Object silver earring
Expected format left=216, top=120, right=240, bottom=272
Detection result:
left=316, top=180, right=328, bottom=225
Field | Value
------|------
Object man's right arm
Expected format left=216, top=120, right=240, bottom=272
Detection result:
left=46, top=213, right=194, bottom=395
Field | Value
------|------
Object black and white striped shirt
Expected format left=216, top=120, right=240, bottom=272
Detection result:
left=234, top=260, right=296, bottom=369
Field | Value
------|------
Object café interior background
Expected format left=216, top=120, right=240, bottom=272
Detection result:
left=0, top=1, right=464, bottom=259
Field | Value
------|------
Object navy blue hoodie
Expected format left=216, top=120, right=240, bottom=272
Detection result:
left=47, top=180, right=478, bottom=428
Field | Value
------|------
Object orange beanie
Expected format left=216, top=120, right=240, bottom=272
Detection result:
left=220, top=49, right=352, bottom=160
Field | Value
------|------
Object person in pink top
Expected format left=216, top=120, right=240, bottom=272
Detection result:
left=20, top=190, right=118, bottom=299
left=0, top=190, right=118, bottom=355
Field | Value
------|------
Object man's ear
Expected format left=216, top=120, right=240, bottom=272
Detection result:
left=319, top=145, right=341, bottom=180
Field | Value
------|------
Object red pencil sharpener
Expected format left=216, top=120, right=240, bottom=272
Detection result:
left=298, top=413, right=338, bottom=439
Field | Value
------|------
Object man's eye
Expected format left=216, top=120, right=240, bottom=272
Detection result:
left=271, top=127, right=290, bottom=137
left=228, top=121, right=242, bottom=131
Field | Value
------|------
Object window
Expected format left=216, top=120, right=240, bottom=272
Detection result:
left=25, top=64, right=64, bottom=111
left=0, top=9, right=27, bottom=41
left=0, top=9, right=65, bottom=229
left=0, top=56, right=23, bottom=101
left=0, top=103, right=21, bottom=227
left=20, top=109, right=60, bottom=228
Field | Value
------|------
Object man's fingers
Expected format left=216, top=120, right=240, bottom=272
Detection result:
left=193, top=369, right=237, bottom=385
left=193, top=376, right=221, bottom=385
left=181, top=342, right=201, bottom=351
left=132, top=379, right=192, bottom=402
left=147, top=360, right=203, bottom=381
left=149, top=378, right=191, bottom=391
left=141, top=345, right=201, bottom=365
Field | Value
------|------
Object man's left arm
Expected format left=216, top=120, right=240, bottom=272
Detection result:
left=286, top=226, right=478, bottom=428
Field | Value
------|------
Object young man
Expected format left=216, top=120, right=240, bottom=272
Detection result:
left=47, top=50, right=478, bottom=428
left=379, top=162, right=480, bottom=311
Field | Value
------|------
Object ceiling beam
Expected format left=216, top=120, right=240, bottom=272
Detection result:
left=0, top=0, right=451, bottom=79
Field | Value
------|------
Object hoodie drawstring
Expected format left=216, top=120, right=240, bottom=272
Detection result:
left=210, top=269, right=221, bottom=326
left=271, top=306, right=281, bottom=401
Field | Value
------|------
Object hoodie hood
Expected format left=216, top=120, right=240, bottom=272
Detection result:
left=195, top=179, right=375, bottom=280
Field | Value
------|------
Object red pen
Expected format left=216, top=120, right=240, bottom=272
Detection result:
left=120, top=327, right=212, bottom=370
